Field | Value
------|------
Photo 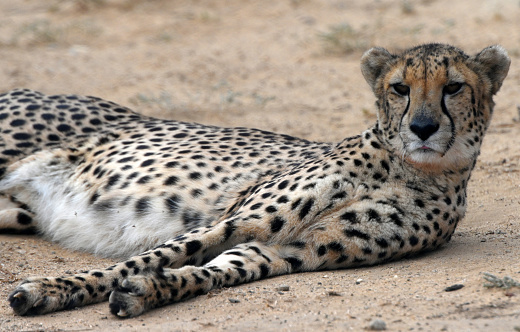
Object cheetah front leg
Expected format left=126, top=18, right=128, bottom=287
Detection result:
left=8, top=219, right=245, bottom=316
left=108, top=241, right=307, bottom=317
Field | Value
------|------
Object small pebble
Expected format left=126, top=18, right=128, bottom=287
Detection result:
left=368, top=319, right=387, bottom=330
left=444, top=284, right=464, bottom=292
left=228, top=298, right=240, bottom=303
left=355, top=278, right=363, bottom=284
left=275, top=285, right=290, bottom=291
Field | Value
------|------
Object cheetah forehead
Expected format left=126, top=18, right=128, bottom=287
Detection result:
left=389, top=44, right=470, bottom=85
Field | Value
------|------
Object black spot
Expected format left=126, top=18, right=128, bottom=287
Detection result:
left=278, top=180, right=289, bottom=190
left=270, top=216, right=285, bottom=233
left=367, top=209, right=381, bottom=222
left=185, top=240, right=202, bottom=256
left=10, top=119, right=26, bottom=126
left=289, top=241, right=305, bottom=249
left=106, top=174, right=120, bottom=188
left=224, top=221, right=236, bottom=241
left=236, top=268, right=247, bottom=278
left=230, top=260, right=244, bottom=267
left=291, top=198, right=302, bottom=210
left=250, top=202, right=263, bottom=210
left=137, top=175, right=151, bottom=184
left=57, top=124, right=72, bottom=132
left=164, top=176, right=179, bottom=186
left=341, top=211, right=358, bottom=223
left=85, top=284, right=94, bottom=295
left=375, top=238, right=389, bottom=248
left=2, top=149, right=23, bottom=156
left=135, top=197, right=151, bottom=215
left=265, top=205, right=277, bottom=213
left=373, top=172, right=383, bottom=180
left=17, top=212, right=33, bottom=225
left=327, top=241, right=344, bottom=252
left=191, top=189, right=203, bottom=198
left=277, top=196, right=289, bottom=204
left=389, top=213, right=403, bottom=227
left=335, top=255, right=348, bottom=264
left=332, top=192, right=347, bottom=200
left=192, top=273, right=204, bottom=284
left=409, top=236, right=419, bottom=246
left=118, top=157, right=134, bottom=163
left=381, top=160, right=390, bottom=172
left=260, top=264, right=270, bottom=278
left=71, top=113, right=86, bottom=120
left=415, top=199, right=425, bottom=208
left=344, top=228, right=371, bottom=240
left=140, top=159, right=155, bottom=167
left=317, top=245, right=327, bottom=256
left=89, top=192, right=100, bottom=204
left=125, top=261, right=136, bottom=268
left=189, top=172, right=202, bottom=180
left=302, top=183, right=316, bottom=190
left=13, top=133, right=31, bottom=140
left=299, top=198, right=314, bottom=220
left=284, top=257, right=303, bottom=271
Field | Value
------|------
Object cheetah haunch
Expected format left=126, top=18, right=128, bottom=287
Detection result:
left=2, top=44, right=510, bottom=317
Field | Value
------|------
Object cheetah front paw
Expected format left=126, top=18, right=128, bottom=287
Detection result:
left=9, top=279, right=74, bottom=315
left=108, top=276, right=153, bottom=318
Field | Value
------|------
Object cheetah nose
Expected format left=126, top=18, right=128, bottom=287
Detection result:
left=409, top=114, right=440, bottom=141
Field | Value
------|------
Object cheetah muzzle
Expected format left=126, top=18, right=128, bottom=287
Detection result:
left=1, top=43, right=510, bottom=317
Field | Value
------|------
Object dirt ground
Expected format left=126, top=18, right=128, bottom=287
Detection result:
left=0, top=0, right=519, bottom=331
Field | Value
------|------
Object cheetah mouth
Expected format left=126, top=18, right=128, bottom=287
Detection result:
left=408, top=142, right=443, bottom=154
left=403, top=141, right=447, bottom=165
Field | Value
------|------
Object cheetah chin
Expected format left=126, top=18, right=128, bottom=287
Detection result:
left=1, top=43, right=510, bottom=317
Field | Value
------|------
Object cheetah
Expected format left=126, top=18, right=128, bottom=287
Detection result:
left=2, top=43, right=510, bottom=317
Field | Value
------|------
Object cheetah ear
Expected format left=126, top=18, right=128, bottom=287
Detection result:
left=471, top=45, right=511, bottom=95
left=360, top=47, right=396, bottom=93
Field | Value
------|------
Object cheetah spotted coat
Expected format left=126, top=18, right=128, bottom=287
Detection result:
left=1, top=43, right=510, bottom=317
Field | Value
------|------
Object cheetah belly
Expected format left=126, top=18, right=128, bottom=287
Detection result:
left=0, top=151, right=191, bottom=259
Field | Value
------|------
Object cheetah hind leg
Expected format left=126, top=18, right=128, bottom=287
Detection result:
left=109, top=241, right=306, bottom=317
left=0, top=194, right=36, bottom=233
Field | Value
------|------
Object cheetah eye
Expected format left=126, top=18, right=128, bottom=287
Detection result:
left=391, top=83, right=410, bottom=96
left=443, top=82, right=463, bottom=95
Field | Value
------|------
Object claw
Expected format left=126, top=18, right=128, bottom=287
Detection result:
left=117, top=309, right=129, bottom=317
left=34, top=298, right=44, bottom=307
left=12, top=291, right=24, bottom=299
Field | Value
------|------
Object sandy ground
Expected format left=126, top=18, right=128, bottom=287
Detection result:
left=0, top=0, right=519, bottom=331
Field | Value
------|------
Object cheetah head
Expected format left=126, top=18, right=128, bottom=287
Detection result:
left=360, top=43, right=510, bottom=172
